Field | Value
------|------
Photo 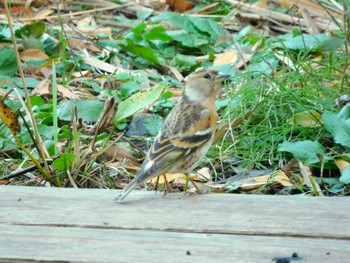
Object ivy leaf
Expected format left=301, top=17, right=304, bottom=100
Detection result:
left=323, top=105, right=350, bottom=148
left=145, top=26, right=173, bottom=42
left=119, top=39, right=159, bottom=65
left=340, top=166, right=350, bottom=184
left=271, top=33, right=343, bottom=52
left=152, top=12, right=228, bottom=46
left=278, top=140, right=329, bottom=165
left=144, top=114, right=163, bottom=136
left=57, top=100, right=104, bottom=122
left=167, top=30, right=208, bottom=47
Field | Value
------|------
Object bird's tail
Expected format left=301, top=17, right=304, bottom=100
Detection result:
left=117, top=176, right=139, bottom=202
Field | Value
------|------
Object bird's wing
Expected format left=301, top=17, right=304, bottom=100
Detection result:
left=144, top=99, right=215, bottom=175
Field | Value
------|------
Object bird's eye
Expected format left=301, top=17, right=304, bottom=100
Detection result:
left=203, top=73, right=211, bottom=79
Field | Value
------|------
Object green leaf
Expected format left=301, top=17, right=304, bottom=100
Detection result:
left=144, top=114, right=163, bottom=136
left=323, top=105, right=350, bottom=147
left=152, top=12, right=199, bottom=34
left=132, top=23, right=147, bottom=34
left=120, top=81, right=141, bottom=99
left=340, top=165, right=350, bottom=184
left=115, top=72, right=131, bottom=81
left=57, top=100, right=104, bottom=122
left=26, top=22, right=45, bottom=38
left=248, top=54, right=279, bottom=74
left=52, top=153, right=76, bottom=173
left=167, top=30, right=208, bottom=47
left=0, top=49, right=18, bottom=76
left=114, top=84, right=165, bottom=123
left=15, top=22, right=45, bottom=38
left=272, top=33, right=343, bottom=52
left=190, top=17, right=227, bottom=40
left=30, top=96, right=45, bottom=107
left=145, top=26, right=172, bottom=42
left=119, top=39, right=159, bottom=65
left=136, top=10, right=153, bottom=20
left=173, top=54, right=197, bottom=70
left=152, top=12, right=227, bottom=42
left=278, top=140, right=329, bottom=165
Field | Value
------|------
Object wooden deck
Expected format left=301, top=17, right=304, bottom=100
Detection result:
left=0, top=186, right=349, bottom=262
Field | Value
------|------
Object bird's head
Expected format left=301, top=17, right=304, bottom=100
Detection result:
left=184, top=69, right=230, bottom=102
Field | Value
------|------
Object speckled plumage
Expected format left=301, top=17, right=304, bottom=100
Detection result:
left=117, top=69, right=229, bottom=202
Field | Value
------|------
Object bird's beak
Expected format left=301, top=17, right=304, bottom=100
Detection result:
left=216, top=74, right=231, bottom=86
left=216, top=74, right=231, bottom=81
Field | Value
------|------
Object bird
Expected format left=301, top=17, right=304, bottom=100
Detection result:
left=117, top=69, right=230, bottom=202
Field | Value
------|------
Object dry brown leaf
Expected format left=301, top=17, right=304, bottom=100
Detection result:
left=213, top=51, right=238, bottom=66
left=32, top=80, right=79, bottom=99
left=148, top=173, right=179, bottom=184
left=286, top=110, right=322, bottom=127
left=68, top=38, right=101, bottom=52
left=239, top=171, right=292, bottom=191
left=166, top=0, right=194, bottom=12
left=335, top=159, right=350, bottom=173
left=40, top=66, right=53, bottom=79
left=76, top=15, right=112, bottom=35
left=254, top=0, right=268, bottom=8
left=148, top=168, right=210, bottom=186
left=20, top=49, right=49, bottom=61
left=195, top=167, right=212, bottom=182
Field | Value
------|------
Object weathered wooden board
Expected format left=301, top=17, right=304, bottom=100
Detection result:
left=1, top=186, right=349, bottom=238
left=0, top=186, right=349, bottom=262
left=0, top=224, right=349, bottom=263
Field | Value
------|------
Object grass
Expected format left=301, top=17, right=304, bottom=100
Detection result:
left=214, top=40, right=349, bottom=180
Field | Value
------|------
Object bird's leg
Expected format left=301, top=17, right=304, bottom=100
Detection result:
left=155, top=174, right=172, bottom=195
left=154, top=176, right=160, bottom=191
left=185, top=174, right=202, bottom=194
left=163, top=174, right=172, bottom=193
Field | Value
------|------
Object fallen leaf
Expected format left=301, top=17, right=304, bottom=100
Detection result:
left=166, top=0, right=194, bottom=12
left=68, top=38, right=101, bottom=52
left=32, top=80, right=79, bottom=99
left=335, top=159, right=350, bottom=173
left=148, top=173, right=179, bottom=184
left=286, top=110, right=322, bottom=127
left=20, top=49, right=49, bottom=61
left=0, top=98, right=20, bottom=134
left=239, top=171, right=292, bottom=191
left=213, top=52, right=238, bottom=66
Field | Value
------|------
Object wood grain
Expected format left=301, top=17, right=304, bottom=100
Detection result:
left=0, top=224, right=349, bottom=263
left=0, top=186, right=349, bottom=262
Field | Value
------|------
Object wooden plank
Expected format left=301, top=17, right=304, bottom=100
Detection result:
left=0, top=224, right=349, bottom=263
left=1, top=186, right=350, bottom=239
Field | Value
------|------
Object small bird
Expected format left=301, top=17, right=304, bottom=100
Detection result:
left=117, top=69, right=230, bottom=202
